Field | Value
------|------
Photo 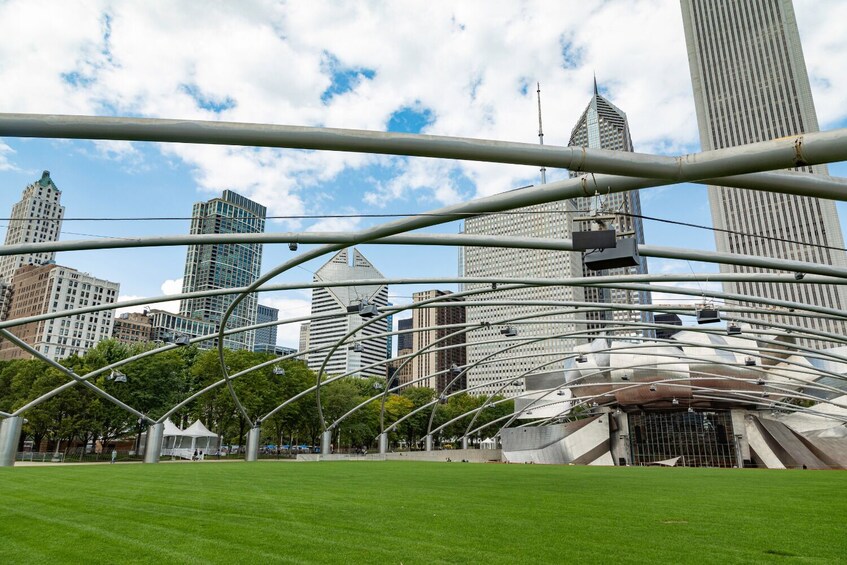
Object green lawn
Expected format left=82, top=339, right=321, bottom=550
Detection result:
left=1, top=461, right=845, bottom=564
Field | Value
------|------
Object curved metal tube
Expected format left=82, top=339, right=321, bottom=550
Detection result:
left=4, top=113, right=847, bottom=181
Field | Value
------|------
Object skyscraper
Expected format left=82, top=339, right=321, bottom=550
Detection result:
left=463, top=201, right=583, bottom=396
left=253, top=303, right=279, bottom=353
left=307, top=248, right=388, bottom=379
left=180, top=190, right=266, bottom=350
left=568, top=81, right=651, bottom=334
left=462, top=86, right=647, bottom=397
left=410, top=290, right=466, bottom=394
left=0, top=171, right=65, bottom=283
left=681, top=0, right=847, bottom=345
left=396, top=318, right=413, bottom=351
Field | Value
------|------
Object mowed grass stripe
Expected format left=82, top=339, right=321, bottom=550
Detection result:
left=1, top=462, right=845, bottom=564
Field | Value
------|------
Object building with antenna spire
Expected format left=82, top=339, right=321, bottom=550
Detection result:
left=461, top=81, right=649, bottom=399
left=568, top=78, right=651, bottom=335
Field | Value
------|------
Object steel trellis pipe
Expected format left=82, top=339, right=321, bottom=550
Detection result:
left=3, top=114, right=847, bottom=180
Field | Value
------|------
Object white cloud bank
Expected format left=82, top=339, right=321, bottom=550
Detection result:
left=1, top=0, right=843, bottom=218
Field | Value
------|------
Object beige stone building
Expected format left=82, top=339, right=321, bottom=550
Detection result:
left=0, top=264, right=118, bottom=360
left=112, top=312, right=154, bottom=345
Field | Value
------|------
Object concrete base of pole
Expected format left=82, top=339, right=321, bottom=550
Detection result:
left=321, top=430, right=333, bottom=456
left=143, top=422, right=164, bottom=464
left=0, top=416, right=23, bottom=467
left=425, top=434, right=433, bottom=452
left=378, top=432, right=388, bottom=454
left=461, top=436, right=469, bottom=450
left=245, top=426, right=261, bottom=462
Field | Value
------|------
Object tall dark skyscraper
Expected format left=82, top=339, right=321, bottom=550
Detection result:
left=180, top=190, right=266, bottom=350
left=681, top=0, right=847, bottom=346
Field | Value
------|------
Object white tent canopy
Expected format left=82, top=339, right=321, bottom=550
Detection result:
left=160, top=419, right=219, bottom=460
left=183, top=420, right=217, bottom=438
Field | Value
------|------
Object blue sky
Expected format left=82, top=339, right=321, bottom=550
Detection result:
left=1, top=1, right=846, bottom=347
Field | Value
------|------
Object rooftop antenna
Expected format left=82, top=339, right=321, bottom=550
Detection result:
left=537, top=82, right=547, bottom=185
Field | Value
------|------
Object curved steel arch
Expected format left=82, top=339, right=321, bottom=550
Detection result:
left=3, top=113, right=847, bottom=466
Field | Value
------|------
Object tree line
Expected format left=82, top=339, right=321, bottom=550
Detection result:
left=0, top=339, right=513, bottom=455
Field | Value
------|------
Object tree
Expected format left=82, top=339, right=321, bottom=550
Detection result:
left=399, top=387, right=436, bottom=449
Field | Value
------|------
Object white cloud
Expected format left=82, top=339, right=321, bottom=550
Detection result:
left=795, top=0, right=847, bottom=129
left=0, top=0, right=710, bottom=214
left=257, top=294, right=312, bottom=348
left=650, top=281, right=725, bottom=307
left=160, top=277, right=183, bottom=296
left=2, top=0, right=843, bottom=214
left=305, top=215, right=362, bottom=233
left=0, top=141, right=16, bottom=171
left=114, top=277, right=182, bottom=316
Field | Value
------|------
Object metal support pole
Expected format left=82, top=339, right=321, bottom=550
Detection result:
left=321, top=430, right=333, bottom=456
left=425, top=434, right=433, bottom=452
left=143, top=422, right=164, bottom=464
left=378, top=432, right=388, bottom=454
left=461, top=436, right=469, bottom=450
left=734, top=434, right=746, bottom=469
left=245, top=426, right=261, bottom=462
left=0, top=416, right=23, bottom=467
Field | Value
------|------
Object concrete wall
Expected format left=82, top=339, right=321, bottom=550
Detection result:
left=297, top=449, right=502, bottom=463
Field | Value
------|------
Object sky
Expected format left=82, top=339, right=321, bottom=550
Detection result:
left=1, top=0, right=846, bottom=348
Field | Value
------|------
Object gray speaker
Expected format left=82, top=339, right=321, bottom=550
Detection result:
left=696, top=309, right=720, bottom=324
left=583, top=238, right=640, bottom=270
left=572, top=229, right=616, bottom=251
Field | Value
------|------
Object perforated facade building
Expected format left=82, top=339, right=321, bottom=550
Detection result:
left=462, top=87, right=647, bottom=397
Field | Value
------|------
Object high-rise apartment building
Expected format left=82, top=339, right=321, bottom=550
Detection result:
left=568, top=83, right=651, bottom=333
left=180, top=190, right=266, bottom=351
left=0, top=264, right=118, bottom=360
left=462, top=87, right=647, bottom=397
left=254, top=303, right=279, bottom=352
left=410, top=290, right=466, bottom=394
left=0, top=171, right=65, bottom=282
left=307, top=248, right=388, bottom=379
left=681, top=0, right=847, bottom=346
